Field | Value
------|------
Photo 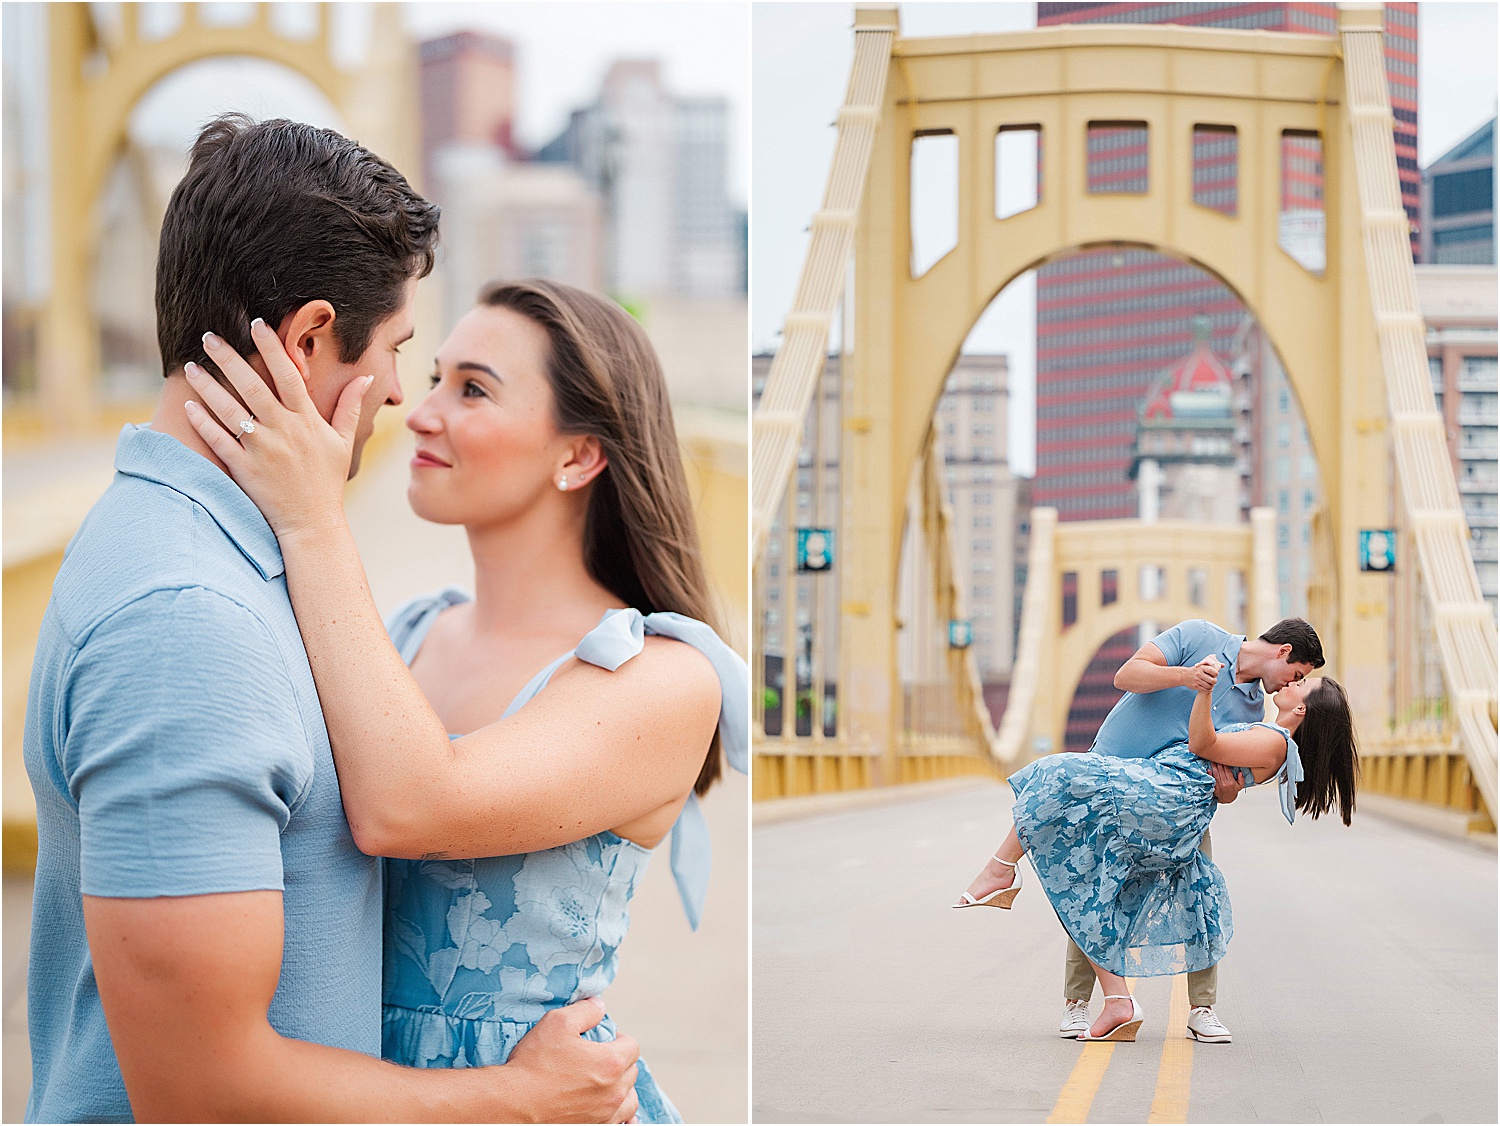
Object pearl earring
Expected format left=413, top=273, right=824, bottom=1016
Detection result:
left=558, top=476, right=568, bottom=491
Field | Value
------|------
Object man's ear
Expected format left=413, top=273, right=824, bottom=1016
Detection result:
left=276, top=301, right=338, bottom=382
left=1278, top=643, right=1293, bottom=663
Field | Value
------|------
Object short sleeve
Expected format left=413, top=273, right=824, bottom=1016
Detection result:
left=61, top=587, right=313, bottom=898
left=1152, top=620, right=1204, bottom=666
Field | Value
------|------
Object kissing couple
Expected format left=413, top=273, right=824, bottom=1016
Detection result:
left=24, top=115, right=746, bottom=1123
left=956, top=616, right=1358, bottom=1043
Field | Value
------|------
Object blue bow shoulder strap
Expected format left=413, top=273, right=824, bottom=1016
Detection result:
left=1253, top=720, right=1304, bottom=826
left=1278, top=733, right=1304, bottom=826
left=574, top=608, right=749, bottom=930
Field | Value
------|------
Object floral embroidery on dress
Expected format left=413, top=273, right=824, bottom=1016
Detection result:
left=377, top=591, right=695, bottom=1123
left=1006, top=726, right=1290, bottom=979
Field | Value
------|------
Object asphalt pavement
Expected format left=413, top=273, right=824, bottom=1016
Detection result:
left=753, top=778, right=1497, bottom=1123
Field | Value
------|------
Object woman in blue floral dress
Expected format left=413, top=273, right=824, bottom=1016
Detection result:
left=956, top=660, right=1358, bottom=1041
left=187, top=279, right=748, bottom=1121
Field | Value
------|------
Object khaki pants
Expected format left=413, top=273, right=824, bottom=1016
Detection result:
left=1063, top=827, right=1217, bottom=1009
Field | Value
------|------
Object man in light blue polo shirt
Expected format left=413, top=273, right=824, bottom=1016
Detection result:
left=1056, top=616, right=1324, bottom=1045
left=24, top=117, right=637, bottom=1123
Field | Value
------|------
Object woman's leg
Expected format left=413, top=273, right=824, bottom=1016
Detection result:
left=961, top=825, right=1024, bottom=900
left=1086, top=958, right=1136, bottom=1038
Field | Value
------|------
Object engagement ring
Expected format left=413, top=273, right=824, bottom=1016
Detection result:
left=238, top=419, right=256, bottom=435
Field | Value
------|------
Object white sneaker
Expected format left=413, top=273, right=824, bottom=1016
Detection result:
left=1186, top=1005, right=1232, bottom=1043
left=1059, top=999, right=1091, bottom=1039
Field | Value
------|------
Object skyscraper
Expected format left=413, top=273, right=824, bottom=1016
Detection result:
left=1416, top=264, right=1498, bottom=619
left=538, top=61, right=743, bottom=300
left=419, top=30, right=604, bottom=331
left=1421, top=117, right=1495, bottom=266
left=1032, top=2, right=1418, bottom=748
left=419, top=31, right=519, bottom=195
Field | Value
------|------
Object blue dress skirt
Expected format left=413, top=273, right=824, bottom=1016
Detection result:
left=1008, top=741, right=1238, bottom=978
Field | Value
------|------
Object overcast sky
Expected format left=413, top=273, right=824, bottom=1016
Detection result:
left=752, top=2, right=1499, bottom=474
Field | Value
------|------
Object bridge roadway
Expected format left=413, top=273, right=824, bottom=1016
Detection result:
left=753, top=779, right=1496, bottom=1123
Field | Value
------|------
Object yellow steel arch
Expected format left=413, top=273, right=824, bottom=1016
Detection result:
left=36, top=2, right=417, bottom=435
left=887, top=237, right=1318, bottom=497
left=752, top=5, right=1494, bottom=816
left=999, top=509, right=1278, bottom=765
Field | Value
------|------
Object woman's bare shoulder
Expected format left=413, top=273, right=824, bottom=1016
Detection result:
left=636, top=634, right=722, bottom=709
left=544, top=633, right=721, bottom=732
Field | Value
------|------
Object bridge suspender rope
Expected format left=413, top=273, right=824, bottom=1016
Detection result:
left=751, top=6, right=896, bottom=557
left=1340, top=8, right=1499, bottom=817
left=993, top=510, right=1056, bottom=766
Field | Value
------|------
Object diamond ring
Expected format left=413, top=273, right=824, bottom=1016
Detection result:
left=238, top=419, right=256, bottom=436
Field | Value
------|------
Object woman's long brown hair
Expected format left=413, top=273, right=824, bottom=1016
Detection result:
left=479, top=278, right=724, bottom=795
left=1292, top=677, right=1359, bottom=825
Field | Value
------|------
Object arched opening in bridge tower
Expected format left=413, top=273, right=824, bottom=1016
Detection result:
left=934, top=244, right=1327, bottom=748
left=90, top=58, right=344, bottom=401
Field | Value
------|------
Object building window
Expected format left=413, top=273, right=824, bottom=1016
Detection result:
left=1101, top=569, right=1118, bottom=606
left=1087, top=121, right=1149, bottom=194
left=1278, top=523, right=1290, bottom=548
left=1277, top=422, right=1291, bottom=448
left=1433, top=223, right=1494, bottom=247
left=1279, top=130, right=1325, bottom=273
left=1278, top=490, right=1290, bottom=514
left=1188, top=567, right=1207, bottom=607
left=1192, top=124, right=1238, bottom=216
left=1433, top=167, right=1495, bottom=218
left=1277, top=456, right=1290, bottom=483
left=996, top=124, right=1042, bottom=220
left=1461, top=356, right=1498, bottom=391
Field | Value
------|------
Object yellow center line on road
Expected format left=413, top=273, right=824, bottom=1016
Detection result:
left=1045, top=979, right=1132, bottom=1124
left=1147, top=975, right=1194, bottom=1123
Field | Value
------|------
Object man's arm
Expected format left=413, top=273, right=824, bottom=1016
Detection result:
left=1113, top=641, right=1220, bottom=694
left=85, top=890, right=638, bottom=1123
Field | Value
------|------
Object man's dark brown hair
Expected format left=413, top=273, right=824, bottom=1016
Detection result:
left=1258, top=617, right=1325, bottom=668
left=155, top=115, right=440, bottom=378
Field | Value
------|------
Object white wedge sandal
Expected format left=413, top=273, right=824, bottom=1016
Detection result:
left=952, top=854, right=1022, bottom=909
left=1080, top=994, right=1144, bottom=1042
